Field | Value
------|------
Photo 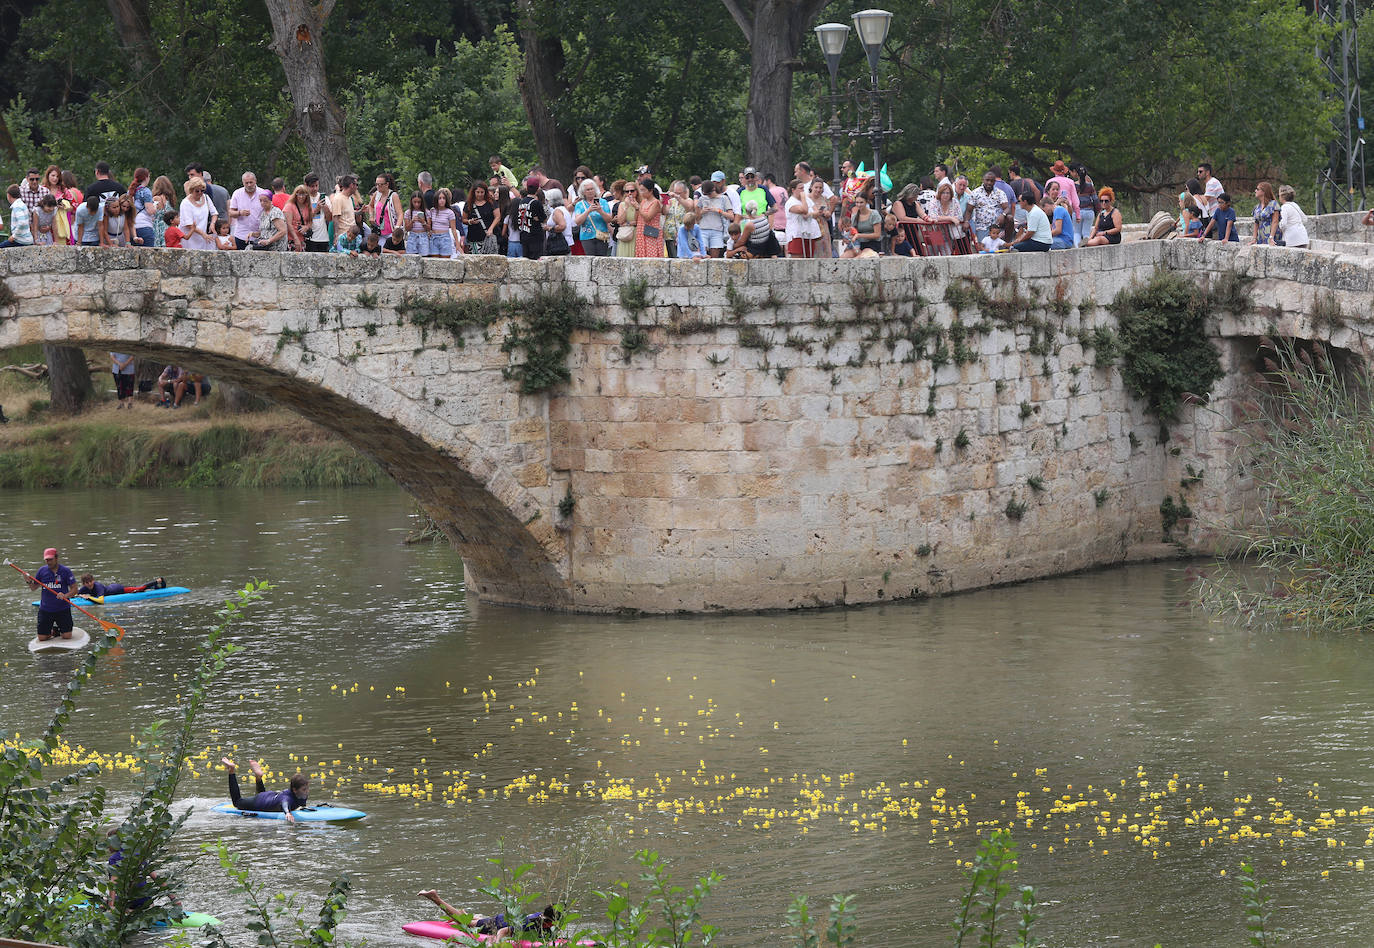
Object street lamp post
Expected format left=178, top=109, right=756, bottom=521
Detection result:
left=852, top=8, right=894, bottom=222
left=810, top=9, right=902, bottom=251
left=814, top=22, right=850, bottom=191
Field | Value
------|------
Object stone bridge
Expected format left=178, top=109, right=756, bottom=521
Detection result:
left=3, top=213, right=1373, bottom=613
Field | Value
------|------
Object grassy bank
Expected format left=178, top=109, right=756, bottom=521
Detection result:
left=0, top=368, right=385, bottom=489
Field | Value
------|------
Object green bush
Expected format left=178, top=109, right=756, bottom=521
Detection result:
left=1111, top=270, right=1224, bottom=423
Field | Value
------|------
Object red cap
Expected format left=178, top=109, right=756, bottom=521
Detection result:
left=43, top=548, right=58, bottom=558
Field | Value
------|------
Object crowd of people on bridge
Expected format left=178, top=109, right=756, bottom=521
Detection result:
left=0, top=156, right=1321, bottom=261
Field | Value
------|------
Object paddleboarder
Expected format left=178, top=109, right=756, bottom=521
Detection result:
left=220, top=757, right=309, bottom=824
left=28, top=547, right=77, bottom=642
left=77, top=574, right=168, bottom=600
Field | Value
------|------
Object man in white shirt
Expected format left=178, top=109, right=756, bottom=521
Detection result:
left=933, top=162, right=952, bottom=192
left=1195, top=163, right=1224, bottom=220
left=792, top=161, right=834, bottom=200
left=228, top=172, right=266, bottom=249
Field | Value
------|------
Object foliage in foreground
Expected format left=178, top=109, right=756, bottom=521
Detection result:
left=0, top=583, right=266, bottom=945
left=1195, top=339, right=1374, bottom=631
left=198, top=841, right=351, bottom=948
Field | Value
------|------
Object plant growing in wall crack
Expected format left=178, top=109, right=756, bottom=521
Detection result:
left=1111, top=269, right=1224, bottom=427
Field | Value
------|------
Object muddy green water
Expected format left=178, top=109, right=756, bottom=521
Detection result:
left=2, top=487, right=1373, bottom=946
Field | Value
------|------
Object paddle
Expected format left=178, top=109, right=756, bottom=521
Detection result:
left=6, top=559, right=126, bottom=641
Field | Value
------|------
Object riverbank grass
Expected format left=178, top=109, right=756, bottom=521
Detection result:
left=0, top=400, right=385, bottom=489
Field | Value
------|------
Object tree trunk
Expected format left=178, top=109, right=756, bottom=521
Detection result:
left=216, top=381, right=270, bottom=413
left=42, top=345, right=95, bottom=415
left=263, top=0, right=351, bottom=188
left=105, top=0, right=157, bottom=65
left=724, top=0, right=829, bottom=179
left=516, top=0, right=579, bottom=183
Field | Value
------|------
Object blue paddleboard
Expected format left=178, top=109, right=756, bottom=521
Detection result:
left=32, top=586, right=191, bottom=607
left=210, top=802, right=366, bottom=822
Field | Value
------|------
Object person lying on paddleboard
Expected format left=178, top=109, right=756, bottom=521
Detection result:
left=221, top=757, right=309, bottom=824
left=77, top=574, right=168, bottom=600
left=28, top=547, right=77, bottom=641
left=417, top=890, right=557, bottom=942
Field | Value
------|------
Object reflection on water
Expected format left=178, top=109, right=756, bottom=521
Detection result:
left=2, top=487, right=1373, bottom=946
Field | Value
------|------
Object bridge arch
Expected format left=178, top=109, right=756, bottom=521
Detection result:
left=0, top=247, right=573, bottom=609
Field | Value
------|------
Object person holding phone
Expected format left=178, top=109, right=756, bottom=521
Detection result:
left=634, top=178, right=664, bottom=258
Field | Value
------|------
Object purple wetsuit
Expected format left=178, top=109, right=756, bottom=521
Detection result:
left=228, top=773, right=307, bottom=814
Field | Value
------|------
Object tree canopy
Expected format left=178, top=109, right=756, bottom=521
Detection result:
left=0, top=0, right=1345, bottom=196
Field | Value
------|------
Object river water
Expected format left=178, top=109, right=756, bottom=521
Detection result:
left=2, top=486, right=1373, bottom=946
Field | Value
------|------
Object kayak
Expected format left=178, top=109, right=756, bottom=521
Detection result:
left=31, top=586, right=190, bottom=607
left=210, top=802, right=366, bottom=822
left=28, top=627, right=90, bottom=653
left=402, top=921, right=596, bottom=945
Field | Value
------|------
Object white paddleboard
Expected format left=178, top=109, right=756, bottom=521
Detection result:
left=28, top=627, right=90, bottom=653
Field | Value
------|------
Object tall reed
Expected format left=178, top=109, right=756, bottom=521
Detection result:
left=1195, top=339, right=1374, bottom=631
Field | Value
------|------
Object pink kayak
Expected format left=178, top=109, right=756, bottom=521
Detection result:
left=401, top=920, right=598, bottom=945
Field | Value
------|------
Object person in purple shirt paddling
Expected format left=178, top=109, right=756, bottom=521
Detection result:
left=28, top=547, right=77, bottom=641
left=77, top=573, right=167, bottom=600
left=221, top=757, right=309, bottom=823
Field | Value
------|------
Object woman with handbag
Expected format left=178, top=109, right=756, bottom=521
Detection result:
left=663, top=181, right=694, bottom=258
left=543, top=188, right=571, bottom=256
left=253, top=191, right=288, bottom=250
left=612, top=180, right=637, bottom=258
left=463, top=183, right=500, bottom=254
left=368, top=173, right=402, bottom=243
left=574, top=179, right=612, bottom=257
left=634, top=179, right=665, bottom=259
left=1273, top=185, right=1308, bottom=249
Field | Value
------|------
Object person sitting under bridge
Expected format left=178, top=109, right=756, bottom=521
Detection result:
left=221, top=757, right=309, bottom=823
left=157, top=365, right=209, bottom=407
left=77, top=573, right=167, bottom=601
left=416, top=890, right=557, bottom=942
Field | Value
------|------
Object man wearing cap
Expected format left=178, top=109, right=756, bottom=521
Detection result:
left=29, top=548, right=77, bottom=641
left=738, top=168, right=771, bottom=220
